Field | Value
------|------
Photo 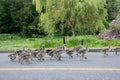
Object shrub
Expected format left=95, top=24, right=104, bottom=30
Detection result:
left=99, top=18, right=120, bottom=39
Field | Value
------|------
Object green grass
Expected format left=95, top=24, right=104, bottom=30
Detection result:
left=0, top=34, right=120, bottom=50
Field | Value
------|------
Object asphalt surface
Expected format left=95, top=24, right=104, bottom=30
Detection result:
left=0, top=52, right=120, bottom=80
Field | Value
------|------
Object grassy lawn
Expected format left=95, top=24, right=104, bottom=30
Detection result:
left=0, top=34, right=120, bottom=50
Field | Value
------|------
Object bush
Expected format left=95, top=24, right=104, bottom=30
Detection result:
left=99, top=18, right=120, bottom=39
left=110, top=18, right=120, bottom=34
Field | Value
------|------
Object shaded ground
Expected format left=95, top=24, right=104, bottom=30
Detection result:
left=0, top=52, right=120, bottom=80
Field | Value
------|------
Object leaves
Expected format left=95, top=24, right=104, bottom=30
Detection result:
left=1, top=0, right=118, bottom=37
left=35, top=0, right=107, bottom=36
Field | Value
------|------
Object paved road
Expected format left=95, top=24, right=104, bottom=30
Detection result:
left=0, top=52, right=120, bottom=80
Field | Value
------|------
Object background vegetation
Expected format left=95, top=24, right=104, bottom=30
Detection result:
left=0, top=34, right=120, bottom=50
left=0, top=0, right=120, bottom=50
left=0, top=0, right=120, bottom=36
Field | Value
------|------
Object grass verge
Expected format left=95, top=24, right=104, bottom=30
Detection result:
left=0, top=34, right=120, bottom=50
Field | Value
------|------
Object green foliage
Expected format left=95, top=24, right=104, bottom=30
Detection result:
left=106, top=0, right=120, bottom=22
left=0, top=34, right=24, bottom=40
left=0, top=34, right=120, bottom=50
left=0, top=0, right=13, bottom=33
left=35, top=0, right=42, bottom=13
left=0, top=0, right=119, bottom=37
left=66, top=37, right=80, bottom=47
left=0, top=0, right=45, bottom=37
left=33, top=37, right=63, bottom=48
left=36, top=0, right=108, bottom=36
left=117, top=11, right=120, bottom=18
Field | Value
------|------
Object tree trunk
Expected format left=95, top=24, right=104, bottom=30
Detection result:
left=68, top=16, right=76, bottom=36
left=71, top=20, right=76, bottom=36
left=71, top=25, right=75, bottom=36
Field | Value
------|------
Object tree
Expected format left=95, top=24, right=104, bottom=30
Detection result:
left=106, top=0, right=120, bottom=22
left=0, top=0, right=43, bottom=37
left=32, top=0, right=42, bottom=13
left=38, top=0, right=108, bottom=36
left=0, top=0, right=14, bottom=33
left=0, top=0, right=109, bottom=37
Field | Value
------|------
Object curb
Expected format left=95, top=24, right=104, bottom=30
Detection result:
left=0, top=51, right=14, bottom=53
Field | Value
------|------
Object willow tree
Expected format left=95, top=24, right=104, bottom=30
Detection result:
left=33, top=0, right=108, bottom=36
left=40, top=0, right=66, bottom=35
left=116, top=0, right=120, bottom=19
left=117, top=11, right=120, bottom=18
left=32, top=0, right=42, bottom=13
